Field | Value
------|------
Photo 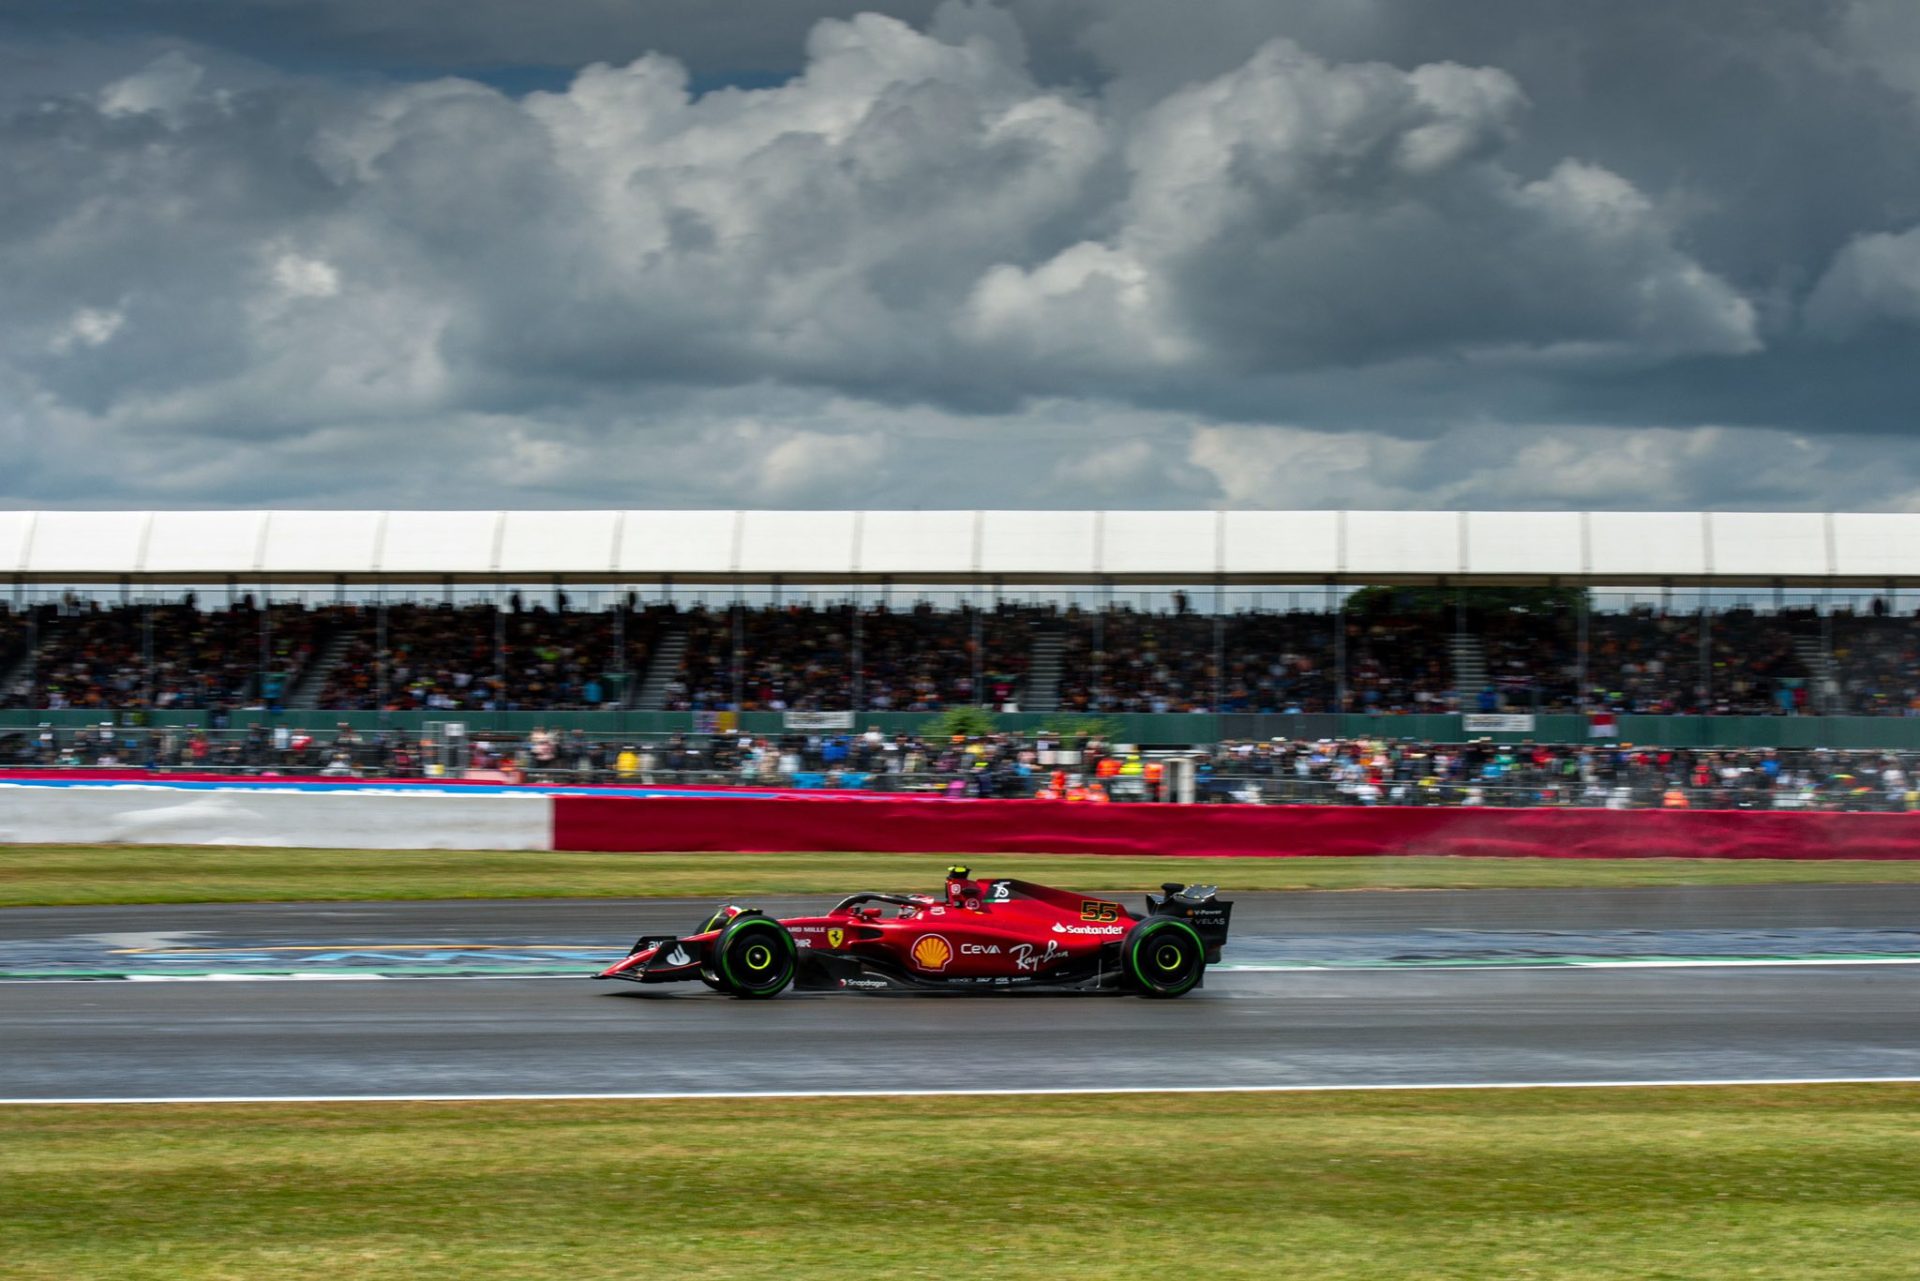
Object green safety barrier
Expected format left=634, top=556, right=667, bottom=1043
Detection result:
left=6, top=706, right=1920, bottom=749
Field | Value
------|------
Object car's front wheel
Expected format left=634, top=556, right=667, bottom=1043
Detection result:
left=1121, top=917, right=1205, bottom=998
left=710, top=915, right=797, bottom=999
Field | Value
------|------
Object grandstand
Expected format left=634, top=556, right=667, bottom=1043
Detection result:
left=1, top=510, right=1917, bottom=735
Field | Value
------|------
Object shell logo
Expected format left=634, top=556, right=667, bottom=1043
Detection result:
left=910, top=934, right=954, bottom=972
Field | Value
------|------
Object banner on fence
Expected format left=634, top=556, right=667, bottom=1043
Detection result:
left=784, top=712, right=857, bottom=731
left=1462, top=714, right=1536, bottom=734
left=552, top=794, right=1920, bottom=861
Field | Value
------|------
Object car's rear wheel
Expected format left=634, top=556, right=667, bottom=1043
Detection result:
left=711, top=915, right=797, bottom=999
left=1121, top=917, right=1205, bottom=998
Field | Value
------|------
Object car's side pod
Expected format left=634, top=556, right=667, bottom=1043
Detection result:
left=1146, top=882, right=1233, bottom=964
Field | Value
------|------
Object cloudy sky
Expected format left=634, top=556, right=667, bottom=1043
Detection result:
left=4, top=0, right=1920, bottom=511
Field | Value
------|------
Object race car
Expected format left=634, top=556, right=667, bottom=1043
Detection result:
left=595, top=866, right=1231, bottom=999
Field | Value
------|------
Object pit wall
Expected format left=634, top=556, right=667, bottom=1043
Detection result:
left=11, top=709, right=1920, bottom=750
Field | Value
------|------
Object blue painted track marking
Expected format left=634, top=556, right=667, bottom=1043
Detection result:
left=7, top=927, right=1920, bottom=981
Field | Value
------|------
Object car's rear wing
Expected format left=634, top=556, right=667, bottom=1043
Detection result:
left=1146, top=883, right=1232, bottom=963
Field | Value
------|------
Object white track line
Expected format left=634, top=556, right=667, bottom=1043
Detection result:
left=6, top=1077, right=1919, bottom=1106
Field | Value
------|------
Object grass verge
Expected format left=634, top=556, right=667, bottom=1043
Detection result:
left=9, top=845, right=1920, bottom=907
left=3, top=1085, right=1917, bottom=1280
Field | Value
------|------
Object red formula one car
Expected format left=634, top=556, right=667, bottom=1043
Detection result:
left=596, top=866, right=1232, bottom=998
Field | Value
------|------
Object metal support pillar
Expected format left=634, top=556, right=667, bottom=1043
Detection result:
left=23, top=581, right=38, bottom=695
left=1698, top=595, right=1712, bottom=713
left=374, top=595, right=389, bottom=726
left=971, top=594, right=984, bottom=707
left=1212, top=578, right=1225, bottom=714
left=494, top=604, right=507, bottom=708
left=1576, top=588, right=1589, bottom=708
left=259, top=586, right=272, bottom=708
left=850, top=602, right=864, bottom=712
left=1820, top=589, right=1835, bottom=715
left=731, top=602, right=744, bottom=712
left=1094, top=577, right=1111, bottom=712
left=142, top=604, right=154, bottom=709
left=1452, top=582, right=1466, bottom=709
left=1331, top=581, right=1346, bottom=714
left=614, top=595, right=627, bottom=694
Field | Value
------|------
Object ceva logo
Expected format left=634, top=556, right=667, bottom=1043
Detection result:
left=910, top=934, right=954, bottom=972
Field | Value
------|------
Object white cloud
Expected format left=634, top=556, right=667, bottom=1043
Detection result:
left=5, top=6, right=1919, bottom=515
left=1839, top=0, right=1920, bottom=100
left=47, top=306, right=124, bottom=355
left=1188, top=421, right=1885, bottom=512
left=973, top=41, right=1757, bottom=376
left=1804, top=223, right=1920, bottom=337
left=98, top=50, right=206, bottom=118
left=268, top=252, right=341, bottom=300
left=2, top=18, right=1766, bottom=434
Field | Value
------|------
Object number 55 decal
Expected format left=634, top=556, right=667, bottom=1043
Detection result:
left=1079, top=901, right=1119, bottom=923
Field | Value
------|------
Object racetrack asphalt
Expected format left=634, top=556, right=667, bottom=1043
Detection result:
left=3, top=887, right=1918, bottom=1099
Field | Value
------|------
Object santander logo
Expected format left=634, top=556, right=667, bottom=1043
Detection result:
left=910, top=934, right=954, bottom=972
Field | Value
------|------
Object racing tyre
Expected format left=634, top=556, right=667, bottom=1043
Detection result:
left=711, top=915, right=797, bottom=999
left=1121, top=917, right=1205, bottom=998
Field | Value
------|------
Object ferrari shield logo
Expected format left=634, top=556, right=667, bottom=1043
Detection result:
left=826, top=928, right=844, bottom=949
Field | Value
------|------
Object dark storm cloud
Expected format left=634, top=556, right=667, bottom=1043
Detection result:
left=0, top=1, right=943, bottom=79
left=2, top=1, right=1920, bottom=511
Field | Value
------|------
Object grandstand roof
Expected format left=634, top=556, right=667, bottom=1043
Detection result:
left=2, top=510, right=1916, bottom=587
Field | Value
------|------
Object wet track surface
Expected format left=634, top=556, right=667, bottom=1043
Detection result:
left=3, top=887, right=1918, bottom=1098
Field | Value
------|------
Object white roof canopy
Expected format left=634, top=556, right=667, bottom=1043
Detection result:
left=1, top=510, right=1916, bottom=587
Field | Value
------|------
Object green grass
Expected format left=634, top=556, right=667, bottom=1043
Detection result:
left=8, top=844, right=1920, bottom=907
left=2, top=1086, right=1916, bottom=1280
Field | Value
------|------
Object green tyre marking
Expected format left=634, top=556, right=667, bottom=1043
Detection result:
left=718, top=919, right=795, bottom=995
left=1127, top=918, right=1204, bottom=995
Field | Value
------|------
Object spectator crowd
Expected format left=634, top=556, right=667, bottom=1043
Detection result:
left=1, top=596, right=1917, bottom=716
left=0, top=598, right=322, bottom=711
left=4, top=720, right=1916, bottom=813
